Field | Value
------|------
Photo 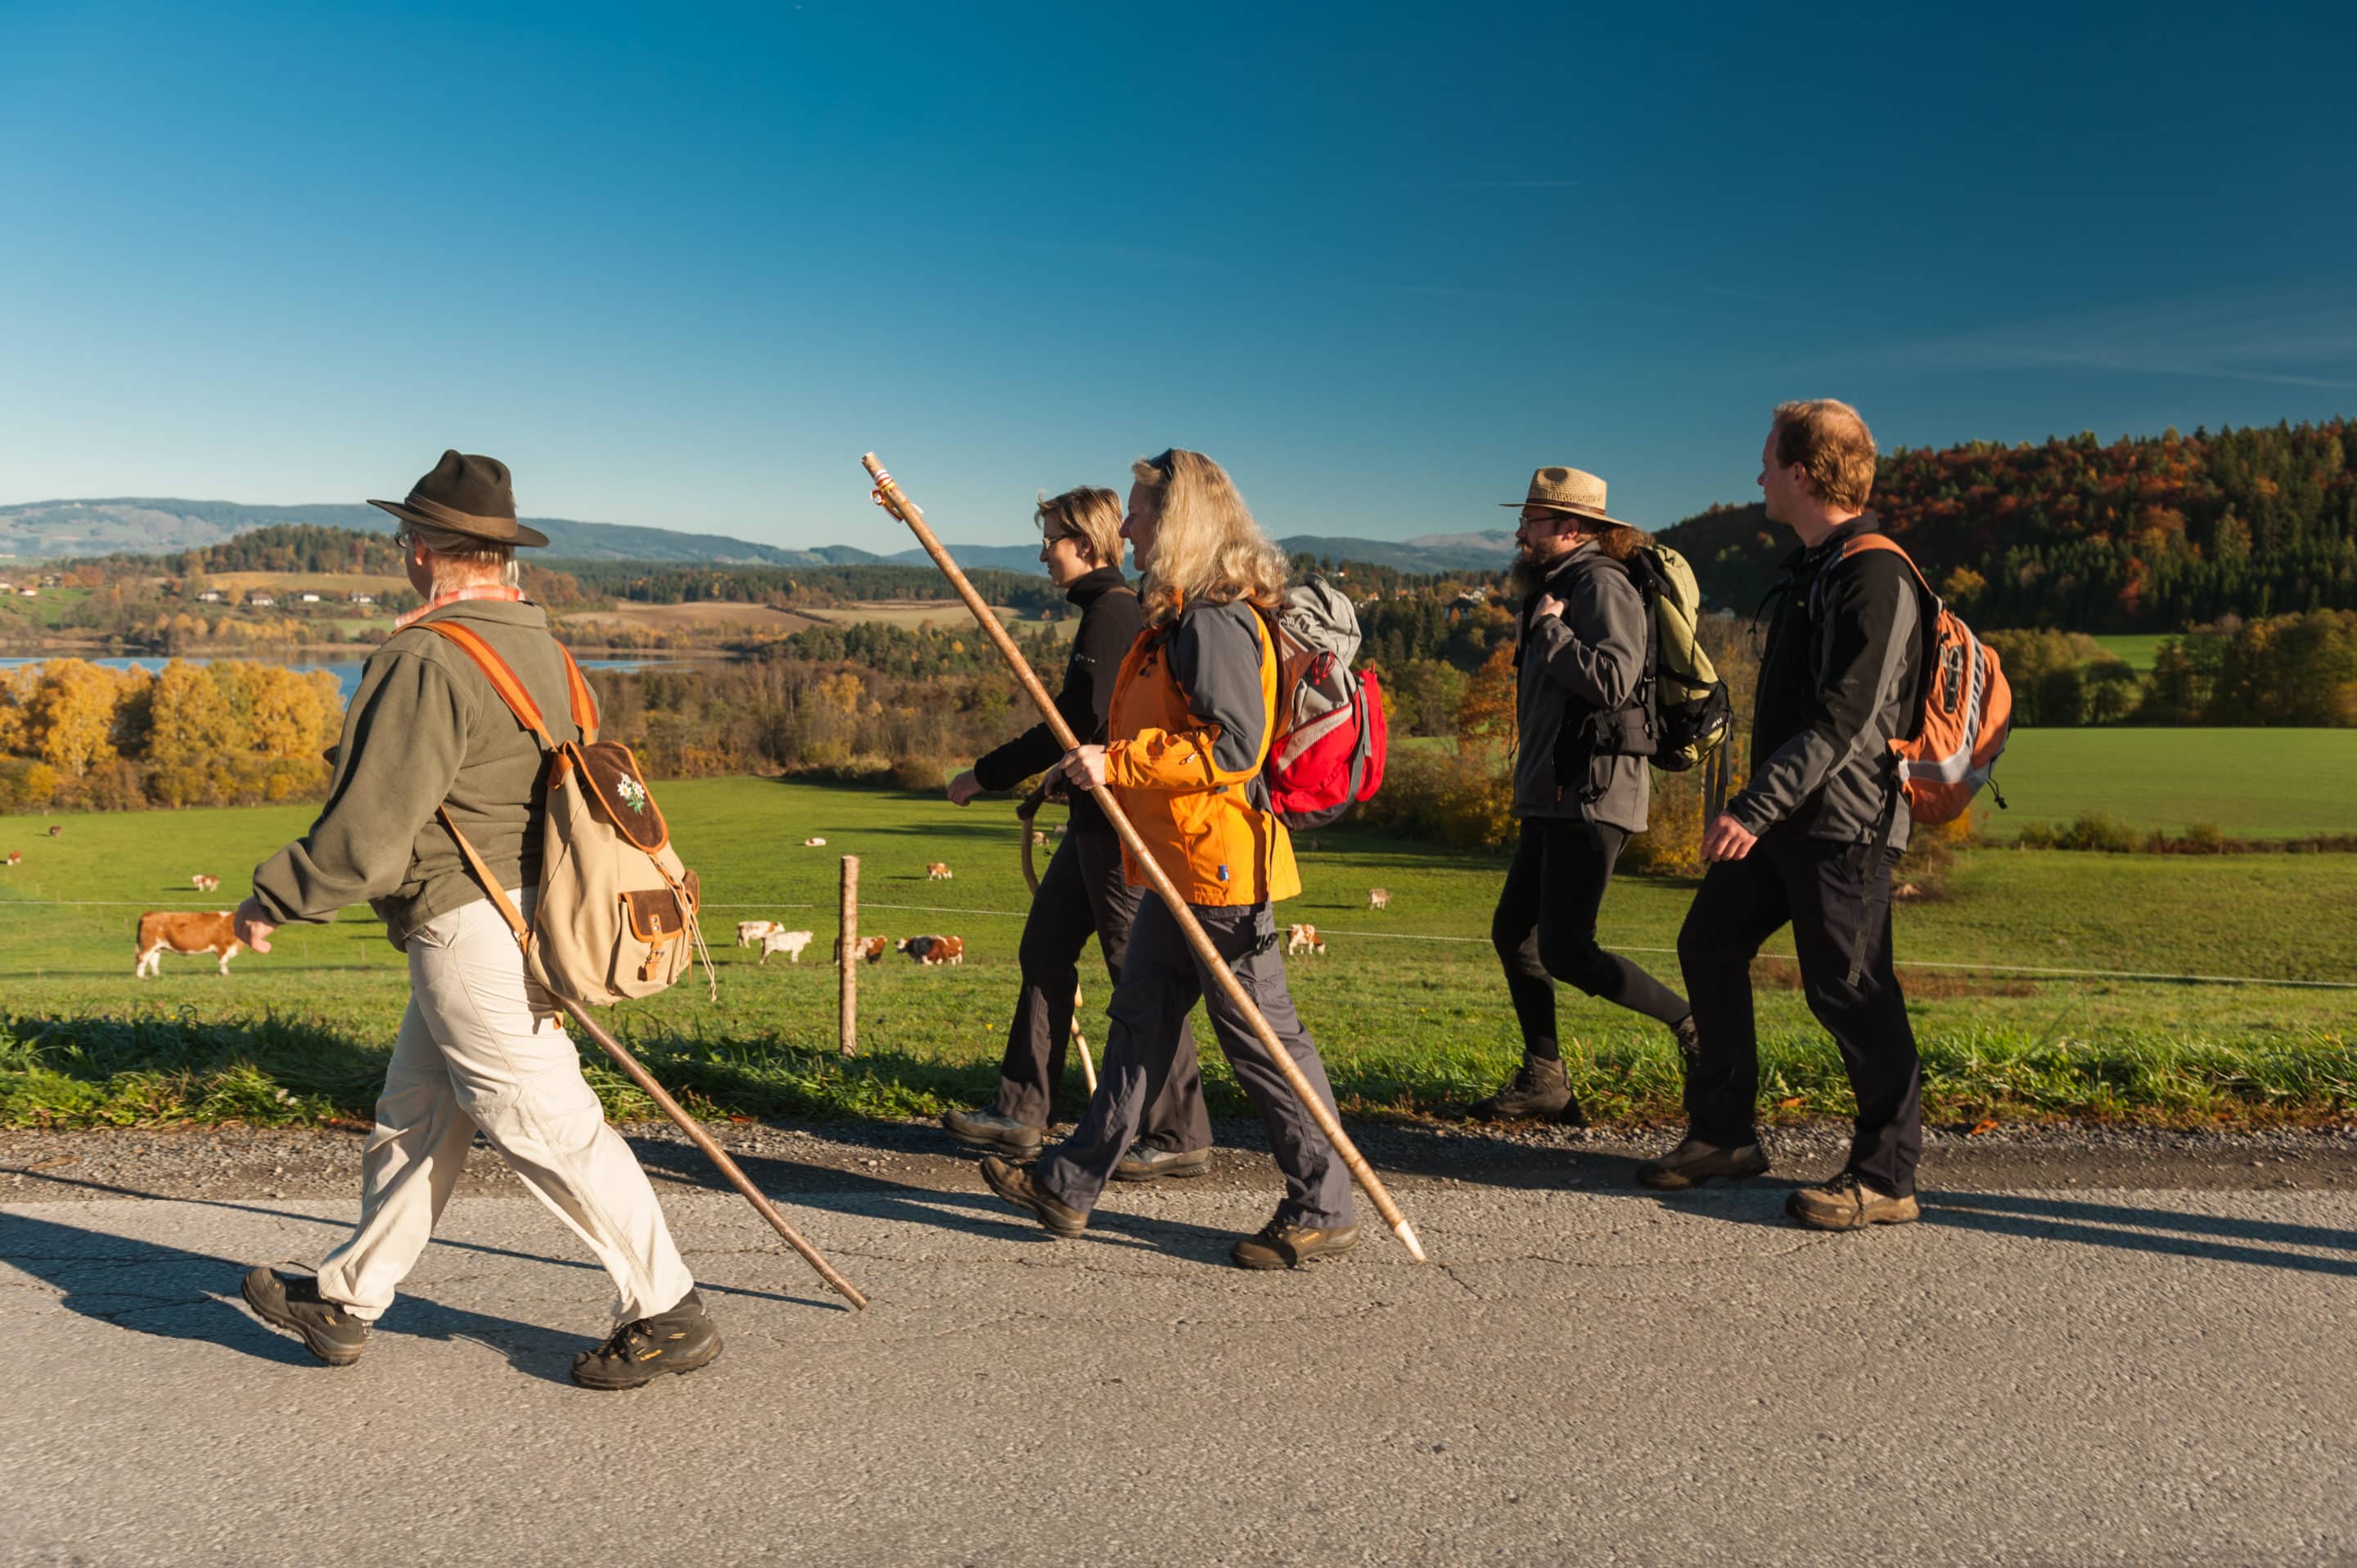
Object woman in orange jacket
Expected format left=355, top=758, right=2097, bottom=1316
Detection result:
left=976, top=448, right=1359, bottom=1269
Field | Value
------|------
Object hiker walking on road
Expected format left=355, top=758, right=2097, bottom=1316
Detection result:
left=1476, top=467, right=1698, bottom=1123
left=940, top=485, right=1211, bottom=1179
left=231, top=450, right=720, bottom=1388
left=1643, top=401, right=1929, bottom=1230
left=976, top=448, right=1360, bottom=1270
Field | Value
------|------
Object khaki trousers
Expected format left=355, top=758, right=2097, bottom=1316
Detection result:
left=313, top=892, right=696, bottom=1325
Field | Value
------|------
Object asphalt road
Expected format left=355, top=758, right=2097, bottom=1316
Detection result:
left=4, top=1125, right=2354, bottom=1566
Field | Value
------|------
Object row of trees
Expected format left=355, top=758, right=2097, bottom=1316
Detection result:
left=1662, top=420, right=2357, bottom=632
left=1985, top=611, right=2357, bottom=727
left=0, top=659, right=344, bottom=812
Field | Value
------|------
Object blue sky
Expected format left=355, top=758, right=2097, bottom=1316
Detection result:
left=2, top=0, right=2351, bottom=549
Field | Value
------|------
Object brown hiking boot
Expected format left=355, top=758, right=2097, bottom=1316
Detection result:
left=1230, top=1215, right=1360, bottom=1271
left=571, top=1290, right=723, bottom=1390
left=1113, top=1144, right=1211, bottom=1183
left=1786, top=1171, right=1920, bottom=1231
left=978, top=1155, right=1088, bottom=1237
left=240, top=1267, right=369, bottom=1366
left=943, top=1106, right=1043, bottom=1159
left=1635, top=1137, right=1771, bottom=1191
left=1471, top=1055, right=1584, bottom=1124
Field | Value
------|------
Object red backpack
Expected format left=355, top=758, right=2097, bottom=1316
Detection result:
left=1258, top=577, right=1389, bottom=830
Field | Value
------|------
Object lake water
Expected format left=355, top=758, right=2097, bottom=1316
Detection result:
left=0, top=652, right=687, bottom=703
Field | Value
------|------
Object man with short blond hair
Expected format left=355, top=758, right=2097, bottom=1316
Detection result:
left=1641, top=401, right=1931, bottom=1232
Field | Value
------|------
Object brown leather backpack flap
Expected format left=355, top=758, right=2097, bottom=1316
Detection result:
left=621, top=887, right=688, bottom=944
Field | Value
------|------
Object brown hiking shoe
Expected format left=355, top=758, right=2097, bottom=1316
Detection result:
left=1635, top=1137, right=1771, bottom=1191
left=1113, top=1144, right=1211, bottom=1183
left=240, top=1266, right=369, bottom=1366
left=978, top=1155, right=1088, bottom=1237
left=1471, top=1055, right=1584, bottom=1124
left=571, top=1290, right=723, bottom=1391
left=1786, top=1172, right=1919, bottom=1231
left=1230, top=1215, right=1360, bottom=1271
left=943, top=1106, right=1043, bottom=1159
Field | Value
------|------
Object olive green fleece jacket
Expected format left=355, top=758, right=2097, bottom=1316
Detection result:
left=248, top=600, right=584, bottom=951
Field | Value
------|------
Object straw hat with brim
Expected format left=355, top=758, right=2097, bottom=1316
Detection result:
left=1501, top=466, right=1634, bottom=529
left=368, top=449, right=549, bottom=548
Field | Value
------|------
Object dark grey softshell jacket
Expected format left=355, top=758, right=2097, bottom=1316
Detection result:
left=1512, top=546, right=1650, bottom=833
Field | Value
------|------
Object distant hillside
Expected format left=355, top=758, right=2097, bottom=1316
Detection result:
left=0, top=497, right=826, bottom=565
left=1656, top=420, right=2357, bottom=631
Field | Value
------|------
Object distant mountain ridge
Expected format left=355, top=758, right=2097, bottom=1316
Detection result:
left=3, top=497, right=1517, bottom=575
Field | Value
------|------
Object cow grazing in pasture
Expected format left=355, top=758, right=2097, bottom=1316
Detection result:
left=1367, top=887, right=1392, bottom=911
left=47, top=825, right=61, bottom=838
left=1052, top=823, right=1067, bottom=837
left=759, top=929, right=815, bottom=965
left=897, top=935, right=964, bottom=966
left=1030, top=831, right=1048, bottom=846
left=191, top=873, right=221, bottom=894
left=926, top=862, right=953, bottom=881
left=133, top=911, right=245, bottom=978
left=832, top=935, right=890, bottom=965
left=1287, top=923, right=1326, bottom=957
left=3, top=852, right=19, bottom=867
left=737, top=919, right=784, bottom=948
left=803, top=837, right=827, bottom=847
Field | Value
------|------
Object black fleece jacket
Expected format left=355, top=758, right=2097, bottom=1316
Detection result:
left=971, top=565, right=1144, bottom=832
left=1728, top=513, right=1924, bottom=848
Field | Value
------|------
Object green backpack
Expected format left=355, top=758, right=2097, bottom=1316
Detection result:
left=1620, top=542, right=1733, bottom=772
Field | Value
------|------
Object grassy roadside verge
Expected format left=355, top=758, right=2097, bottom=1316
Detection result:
left=6, top=1007, right=2350, bottom=1134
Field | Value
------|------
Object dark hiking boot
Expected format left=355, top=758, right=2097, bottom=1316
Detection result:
left=943, top=1106, right=1044, bottom=1159
left=1471, top=1055, right=1584, bottom=1124
left=978, top=1156, right=1088, bottom=1237
left=1231, top=1216, right=1361, bottom=1271
left=240, top=1266, right=369, bottom=1366
left=1635, top=1137, right=1771, bottom=1191
left=1786, top=1171, right=1920, bottom=1232
left=571, top=1290, right=723, bottom=1390
left=1671, top=1013, right=1703, bottom=1066
left=1113, top=1144, right=1211, bottom=1183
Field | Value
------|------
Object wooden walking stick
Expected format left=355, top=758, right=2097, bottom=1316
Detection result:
left=559, top=1001, right=871, bottom=1311
left=864, top=453, right=1427, bottom=1264
left=1018, top=781, right=1097, bottom=1093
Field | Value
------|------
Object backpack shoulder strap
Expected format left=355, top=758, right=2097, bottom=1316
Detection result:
left=1832, top=532, right=1935, bottom=601
left=557, top=644, right=600, bottom=744
left=417, top=622, right=558, bottom=750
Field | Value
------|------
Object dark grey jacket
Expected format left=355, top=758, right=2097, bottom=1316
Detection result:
left=249, top=599, right=582, bottom=949
left=971, top=565, right=1143, bottom=834
left=1727, top=514, right=1924, bottom=848
left=1511, top=546, right=1650, bottom=832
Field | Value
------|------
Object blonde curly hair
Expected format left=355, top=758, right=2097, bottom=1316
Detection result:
left=1130, top=448, right=1288, bottom=627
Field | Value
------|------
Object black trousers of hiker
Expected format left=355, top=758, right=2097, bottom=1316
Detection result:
left=1493, top=817, right=1690, bottom=1058
left=1675, top=825, right=1923, bottom=1195
left=993, top=826, right=1209, bottom=1151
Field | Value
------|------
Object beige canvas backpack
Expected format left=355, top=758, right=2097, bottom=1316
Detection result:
left=421, top=621, right=711, bottom=1006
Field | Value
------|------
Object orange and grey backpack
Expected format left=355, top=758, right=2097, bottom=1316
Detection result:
left=420, top=622, right=712, bottom=1006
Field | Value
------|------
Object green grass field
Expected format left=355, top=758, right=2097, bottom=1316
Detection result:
left=2, top=777, right=2351, bottom=1132
left=2088, top=633, right=2168, bottom=673
left=1987, top=728, right=2357, bottom=839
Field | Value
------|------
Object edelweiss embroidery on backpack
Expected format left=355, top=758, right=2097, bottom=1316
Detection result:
left=616, top=776, right=650, bottom=814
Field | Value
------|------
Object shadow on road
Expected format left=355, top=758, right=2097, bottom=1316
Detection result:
left=0, top=1210, right=586, bottom=1383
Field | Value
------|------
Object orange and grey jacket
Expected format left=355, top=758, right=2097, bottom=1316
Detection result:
left=1103, top=599, right=1300, bottom=907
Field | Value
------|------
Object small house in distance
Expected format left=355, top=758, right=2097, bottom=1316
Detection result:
left=348, top=592, right=375, bottom=605
left=248, top=592, right=277, bottom=607
left=297, top=592, right=321, bottom=603
left=196, top=589, right=223, bottom=603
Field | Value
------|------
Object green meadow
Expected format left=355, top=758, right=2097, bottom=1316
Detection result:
left=2087, top=633, right=2169, bottom=673
left=1, top=776, right=2351, bottom=1132
left=1987, top=728, right=2357, bottom=840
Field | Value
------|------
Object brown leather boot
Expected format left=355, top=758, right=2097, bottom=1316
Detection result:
left=1230, top=1215, right=1360, bottom=1270
left=978, top=1156, right=1088, bottom=1237
left=1786, top=1171, right=1920, bottom=1231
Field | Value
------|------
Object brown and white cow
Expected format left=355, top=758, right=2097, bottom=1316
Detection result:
left=46, top=824, right=61, bottom=838
left=802, top=837, right=827, bottom=847
left=759, top=929, right=815, bottom=965
left=1286, top=923, right=1326, bottom=957
left=191, top=873, right=221, bottom=894
left=1367, top=887, right=1392, bottom=911
left=925, top=862, right=953, bottom=881
left=134, top=911, right=245, bottom=978
left=896, top=934, right=964, bottom=966
left=831, top=935, right=890, bottom=965
left=3, top=851, right=19, bottom=867
left=737, top=918, right=785, bottom=948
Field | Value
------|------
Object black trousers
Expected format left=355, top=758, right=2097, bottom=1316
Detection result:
left=1493, top=817, right=1691, bottom=1057
left=992, top=827, right=1208, bottom=1151
left=1675, top=826, right=1923, bottom=1195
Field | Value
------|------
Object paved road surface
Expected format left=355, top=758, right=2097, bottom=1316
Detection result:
left=3, top=1129, right=2353, bottom=1566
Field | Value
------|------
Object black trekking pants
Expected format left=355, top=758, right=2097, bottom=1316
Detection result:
left=992, top=826, right=1208, bottom=1151
left=1493, top=817, right=1691, bottom=1058
left=1675, top=826, right=1922, bottom=1195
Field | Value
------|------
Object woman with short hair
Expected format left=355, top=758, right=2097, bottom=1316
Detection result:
left=977, top=449, right=1359, bottom=1270
left=941, top=485, right=1210, bottom=1178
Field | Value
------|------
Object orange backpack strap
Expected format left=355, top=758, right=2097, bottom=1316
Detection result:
left=557, top=644, right=600, bottom=744
left=417, top=621, right=556, bottom=750
left=1834, top=531, right=1935, bottom=599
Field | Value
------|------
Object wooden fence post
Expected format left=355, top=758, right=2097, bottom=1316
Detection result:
left=838, top=854, right=859, bottom=1057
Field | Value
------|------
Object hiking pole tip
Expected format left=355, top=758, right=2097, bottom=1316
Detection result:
left=1394, top=1218, right=1427, bottom=1264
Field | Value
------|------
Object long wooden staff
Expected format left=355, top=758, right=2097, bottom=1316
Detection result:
left=1018, top=782, right=1098, bottom=1093
left=864, top=453, right=1426, bottom=1263
left=561, top=1000, right=870, bottom=1310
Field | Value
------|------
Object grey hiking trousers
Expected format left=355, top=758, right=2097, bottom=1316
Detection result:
left=1039, top=897, right=1354, bottom=1229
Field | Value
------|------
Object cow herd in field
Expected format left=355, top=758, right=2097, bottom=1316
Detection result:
left=92, top=845, right=1395, bottom=980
